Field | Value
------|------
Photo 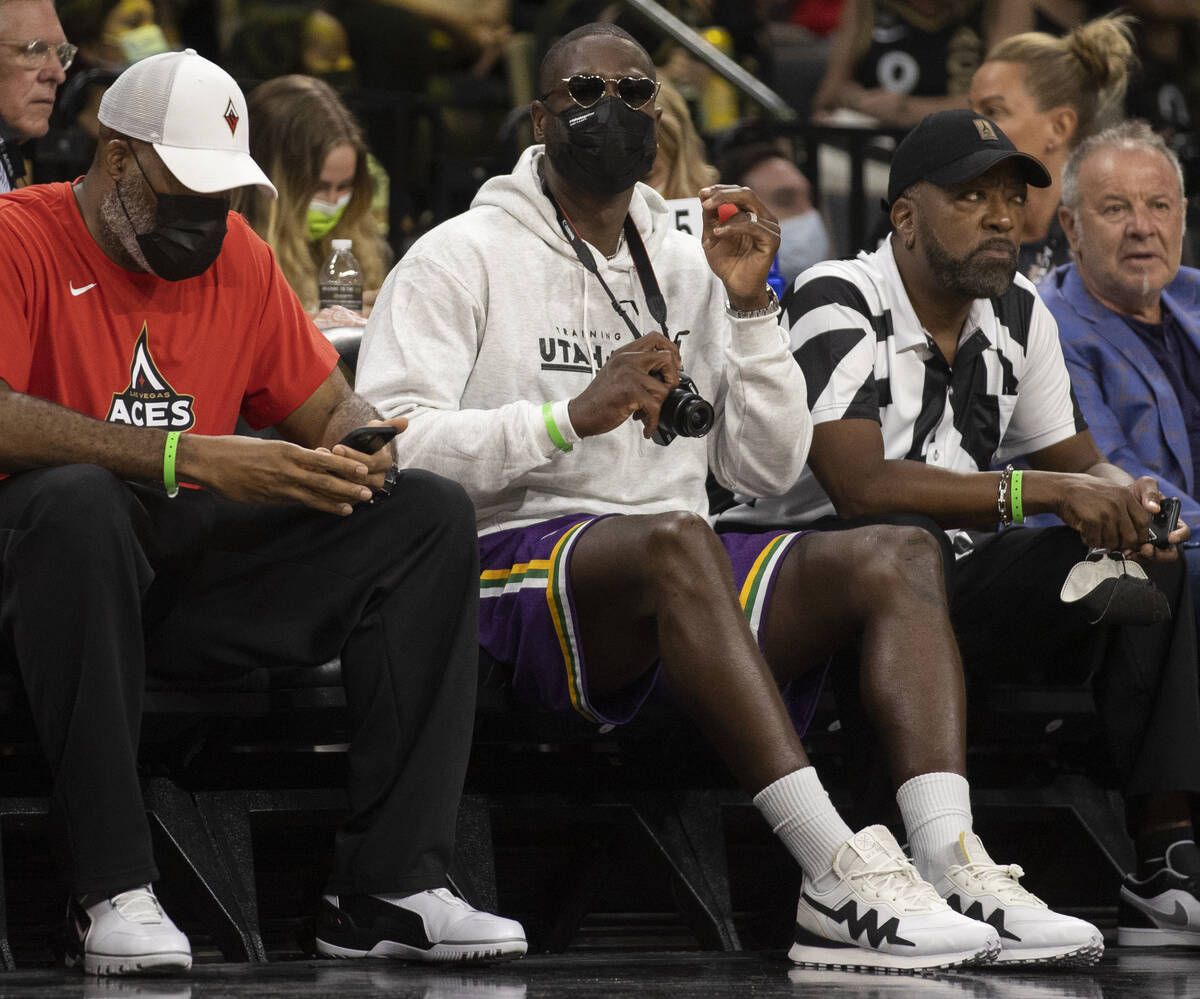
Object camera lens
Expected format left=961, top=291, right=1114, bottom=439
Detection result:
left=674, top=396, right=714, bottom=438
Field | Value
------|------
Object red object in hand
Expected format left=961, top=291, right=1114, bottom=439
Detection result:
left=717, top=203, right=737, bottom=224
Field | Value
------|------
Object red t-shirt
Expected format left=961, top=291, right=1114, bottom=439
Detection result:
left=0, top=182, right=338, bottom=434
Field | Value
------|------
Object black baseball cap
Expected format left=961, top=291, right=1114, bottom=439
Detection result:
left=885, top=109, right=1051, bottom=208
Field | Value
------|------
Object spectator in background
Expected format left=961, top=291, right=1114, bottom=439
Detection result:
left=56, top=0, right=173, bottom=142
left=643, top=78, right=718, bottom=199
left=718, top=139, right=829, bottom=284
left=970, top=13, right=1135, bottom=281
left=813, top=0, right=1034, bottom=126
left=227, top=5, right=357, bottom=89
left=232, top=75, right=390, bottom=318
left=0, top=0, right=70, bottom=191
left=59, top=0, right=171, bottom=72
left=755, top=0, right=843, bottom=120
left=1042, top=121, right=1200, bottom=947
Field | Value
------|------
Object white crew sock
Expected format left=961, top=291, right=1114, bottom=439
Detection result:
left=753, top=766, right=853, bottom=881
left=896, top=771, right=973, bottom=881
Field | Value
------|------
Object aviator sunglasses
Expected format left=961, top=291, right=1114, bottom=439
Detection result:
left=542, top=75, right=661, bottom=111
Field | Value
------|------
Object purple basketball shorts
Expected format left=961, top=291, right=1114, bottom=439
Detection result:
left=478, top=512, right=826, bottom=732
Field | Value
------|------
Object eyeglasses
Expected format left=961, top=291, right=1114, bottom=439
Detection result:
left=544, top=75, right=660, bottom=111
left=0, top=39, right=78, bottom=71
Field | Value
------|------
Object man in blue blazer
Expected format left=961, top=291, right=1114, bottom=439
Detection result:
left=1043, top=121, right=1200, bottom=619
left=1043, top=118, right=1200, bottom=950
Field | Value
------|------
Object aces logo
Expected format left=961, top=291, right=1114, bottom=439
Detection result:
left=106, top=325, right=195, bottom=429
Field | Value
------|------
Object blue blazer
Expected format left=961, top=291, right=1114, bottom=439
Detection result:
left=1039, top=263, right=1200, bottom=527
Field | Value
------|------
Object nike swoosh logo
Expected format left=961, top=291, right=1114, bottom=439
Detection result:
left=69, top=281, right=96, bottom=296
left=1134, top=896, right=1192, bottom=927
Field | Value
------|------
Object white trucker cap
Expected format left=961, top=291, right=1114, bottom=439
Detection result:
left=97, top=49, right=276, bottom=197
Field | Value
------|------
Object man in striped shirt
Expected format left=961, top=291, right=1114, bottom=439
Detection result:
left=724, top=109, right=1200, bottom=950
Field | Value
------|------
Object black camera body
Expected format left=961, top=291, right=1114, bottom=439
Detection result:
left=1148, top=496, right=1182, bottom=548
left=652, top=370, right=714, bottom=447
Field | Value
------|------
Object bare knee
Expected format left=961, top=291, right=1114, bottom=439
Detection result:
left=643, top=511, right=727, bottom=589
left=843, top=524, right=949, bottom=612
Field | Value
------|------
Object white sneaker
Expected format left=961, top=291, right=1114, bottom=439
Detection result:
left=316, top=888, right=528, bottom=962
left=66, top=886, right=192, bottom=976
left=930, top=832, right=1103, bottom=966
left=790, top=825, right=1001, bottom=972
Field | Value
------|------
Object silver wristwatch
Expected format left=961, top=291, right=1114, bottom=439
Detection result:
left=726, top=286, right=780, bottom=320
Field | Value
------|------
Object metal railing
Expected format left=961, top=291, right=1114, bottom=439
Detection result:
left=621, top=0, right=796, bottom=122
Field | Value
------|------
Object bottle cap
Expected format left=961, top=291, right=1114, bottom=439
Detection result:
left=331, top=238, right=353, bottom=250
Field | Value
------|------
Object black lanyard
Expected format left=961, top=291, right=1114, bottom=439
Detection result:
left=544, top=183, right=669, bottom=339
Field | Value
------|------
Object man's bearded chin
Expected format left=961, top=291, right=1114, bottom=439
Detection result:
left=919, top=217, right=1017, bottom=300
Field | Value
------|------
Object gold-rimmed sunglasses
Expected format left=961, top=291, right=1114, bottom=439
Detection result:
left=542, top=75, right=661, bottom=111
left=0, top=39, right=78, bottom=70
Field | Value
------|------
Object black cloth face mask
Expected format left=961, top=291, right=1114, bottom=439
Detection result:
left=117, top=150, right=230, bottom=281
left=545, top=96, right=657, bottom=198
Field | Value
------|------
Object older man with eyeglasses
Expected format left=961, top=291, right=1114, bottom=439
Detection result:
left=0, top=0, right=73, bottom=191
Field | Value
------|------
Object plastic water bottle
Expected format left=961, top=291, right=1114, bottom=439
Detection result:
left=767, top=255, right=786, bottom=299
left=318, top=238, right=363, bottom=312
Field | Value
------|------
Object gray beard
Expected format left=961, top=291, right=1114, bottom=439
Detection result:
left=99, top=173, right=155, bottom=273
left=918, top=217, right=1017, bottom=300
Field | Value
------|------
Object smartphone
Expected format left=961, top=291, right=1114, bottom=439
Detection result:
left=1148, top=496, right=1182, bottom=549
left=337, top=425, right=397, bottom=454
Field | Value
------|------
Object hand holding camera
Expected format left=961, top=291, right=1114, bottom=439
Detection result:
left=568, top=332, right=711, bottom=444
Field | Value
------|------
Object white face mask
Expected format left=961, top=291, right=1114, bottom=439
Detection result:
left=776, top=210, right=830, bottom=285
left=309, top=191, right=353, bottom=217
left=116, top=23, right=171, bottom=64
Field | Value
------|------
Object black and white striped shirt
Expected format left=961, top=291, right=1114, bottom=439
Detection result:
left=723, top=235, right=1085, bottom=526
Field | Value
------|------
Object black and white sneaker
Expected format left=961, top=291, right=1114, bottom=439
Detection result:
left=316, top=888, right=527, bottom=962
left=64, top=886, right=192, bottom=976
left=790, top=825, right=1000, bottom=973
left=1119, top=841, right=1200, bottom=947
left=930, top=832, right=1103, bottom=966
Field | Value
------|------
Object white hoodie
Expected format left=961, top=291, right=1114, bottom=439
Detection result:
left=356, top=146, right=811, bottom=535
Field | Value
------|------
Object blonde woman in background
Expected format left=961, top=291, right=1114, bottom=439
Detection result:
left=233, top=75, right=391, bottom=317
left=970, top=13, right=1136, bottom=281
left=643, top=78, right=719, bottom=200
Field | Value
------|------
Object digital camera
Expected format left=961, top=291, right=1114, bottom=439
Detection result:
left=652, top=371, right=714, bottom=447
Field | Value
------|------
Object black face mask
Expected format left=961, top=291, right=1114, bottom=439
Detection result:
left=118, top=150, right=230, bottom=281
left=545, top=96, right=657, bottom=197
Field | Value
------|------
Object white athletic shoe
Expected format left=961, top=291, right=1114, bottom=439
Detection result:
left=1118, top=841, right=1200, bottom=947
left=316, top=888, right=527, bottom=962
left=789, top=825, right=1001, bottom=973
left=930, top=832, right=1103, bottom=966
left=65, top=886, right=192, bottom=976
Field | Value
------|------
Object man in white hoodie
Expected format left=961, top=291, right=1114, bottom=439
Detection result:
left=356, top=23, right=1101, bottom=971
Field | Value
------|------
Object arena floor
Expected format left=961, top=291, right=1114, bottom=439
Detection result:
left=0, top=948, right=1197, bottom=998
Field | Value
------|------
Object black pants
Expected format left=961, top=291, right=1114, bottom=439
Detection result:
left=0, top=464, right=479, bottom=898
left=808, top=515, right=1200, bottom=802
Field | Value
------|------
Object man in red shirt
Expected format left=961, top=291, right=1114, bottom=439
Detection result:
left=0, top=50, right=525, bottom=975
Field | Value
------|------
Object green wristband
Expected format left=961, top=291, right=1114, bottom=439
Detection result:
left=542, top=402, right=573, bottom=453
left=1010, top=469, right=1024, bottom=524
left=163, top=430, right=180, bottom=498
